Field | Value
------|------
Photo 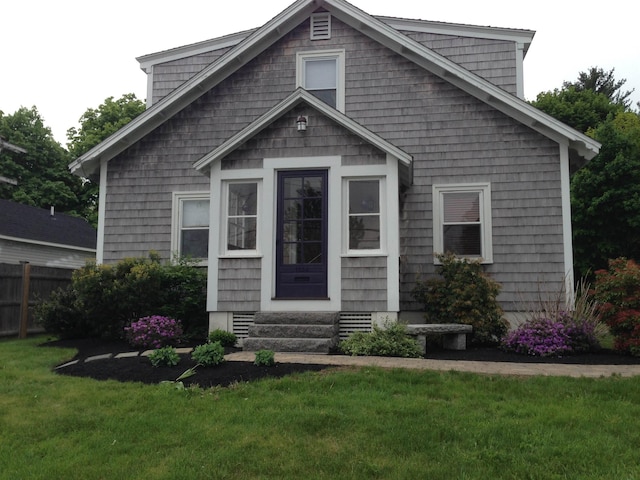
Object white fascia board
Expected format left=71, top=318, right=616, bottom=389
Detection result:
left=136, top=29, right=258, bottom=73
left=377, top=16, right=535, bottom=57
left=325, top=0, right=600, bottom=160
left=70, top=0, right=318, bottom=178
left=193, top=89, right=413, bottom=172
left=0, top=234, right=96, bottom=253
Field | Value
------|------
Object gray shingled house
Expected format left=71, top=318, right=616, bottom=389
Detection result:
left=69, top=0, right=600, bottom=350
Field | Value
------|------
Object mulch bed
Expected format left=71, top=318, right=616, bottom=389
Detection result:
left=40, top=337, right=640, bottom=388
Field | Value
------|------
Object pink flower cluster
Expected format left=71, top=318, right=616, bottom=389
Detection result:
left=124, top=315, right=183, bottom=349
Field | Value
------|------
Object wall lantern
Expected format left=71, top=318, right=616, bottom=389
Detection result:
left=296, top=115, right=308, bottom=132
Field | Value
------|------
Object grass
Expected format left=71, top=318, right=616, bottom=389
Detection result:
left=2, top=337, right=640, bottom=479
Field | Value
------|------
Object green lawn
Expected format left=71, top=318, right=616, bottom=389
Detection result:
left=1, top=336, right=639, bottom=479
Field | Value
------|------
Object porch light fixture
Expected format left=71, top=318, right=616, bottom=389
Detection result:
left=296, top=115, right=308, bottom=132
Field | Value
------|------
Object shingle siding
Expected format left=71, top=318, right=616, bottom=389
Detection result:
left=218, top=258, right=261, bottom=311
left=104, top=15, right=565, bottom=313
left=341, top=257, right=387, bottom=311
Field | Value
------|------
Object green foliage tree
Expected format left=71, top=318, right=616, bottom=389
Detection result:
left=0, top=106, right=86, bottom=215
left=66, top=93, right=146, bottom=226
left=564, top=67, right=634, bottom=109
left=571, top=112, right=640, bottom=276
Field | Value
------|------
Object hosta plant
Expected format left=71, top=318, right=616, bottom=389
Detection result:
left=191, top=341, right=225, bottom=367
left=148, top=346, right=180, bottom=367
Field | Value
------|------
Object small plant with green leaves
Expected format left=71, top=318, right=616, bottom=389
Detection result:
left=340, top=321, right=422, bottom=358
left=191, top=341, right=225, bottom=367
left=208, top=329, right=237, bottom=347
left=148, top=346, right=180, bottom=367
left=254, top=349, right=276, bottom=366
left=161, top=366, right=198, bottom=390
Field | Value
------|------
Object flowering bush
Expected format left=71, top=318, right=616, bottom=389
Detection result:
left=593, top=258, right=640, bottom=355
left=502, top=313, right=599, bottom=357
left=125, top=315, right=183, bottom=349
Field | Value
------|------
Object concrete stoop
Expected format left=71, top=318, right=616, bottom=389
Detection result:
left=243, top=311, right=340, bottom=354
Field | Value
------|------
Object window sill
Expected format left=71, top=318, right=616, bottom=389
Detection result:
left=341, top=252, right=387, bottom=258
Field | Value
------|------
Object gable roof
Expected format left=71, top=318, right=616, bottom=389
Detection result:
left=0, top=199, right=97, bottom=251
left=69, top=0, right=599, bottom=177
left=194, top=88, right=413, bottom=183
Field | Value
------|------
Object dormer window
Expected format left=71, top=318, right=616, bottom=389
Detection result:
left=310, top=13, right=331, bottom=40
left=297, top=50, right=345, bottom=112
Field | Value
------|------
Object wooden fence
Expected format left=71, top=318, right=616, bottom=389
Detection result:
left=0, top=263, right=73, bottom=337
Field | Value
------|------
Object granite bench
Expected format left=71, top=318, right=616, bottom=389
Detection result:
left=406, top=324, right=473, bottom=355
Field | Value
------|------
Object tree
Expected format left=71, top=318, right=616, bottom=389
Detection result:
left=66, top=93, right=146, bottom=225
left=571, top=111, right=640, bottom=277
left=564, top=67, right=634, bottom=109
left=0, top=106, right=86, bottom=215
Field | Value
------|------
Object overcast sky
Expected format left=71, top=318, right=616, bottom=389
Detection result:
left=2, top=0, right=638, bottom=144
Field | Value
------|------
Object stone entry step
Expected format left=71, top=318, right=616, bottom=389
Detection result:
left=244, top=312, right=340, bottom=353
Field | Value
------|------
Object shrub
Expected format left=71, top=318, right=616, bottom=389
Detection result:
left=593, top=258, right=640, bottom=355
left=148, top=346, right=180, bottom=367
left=502, top=313, right=599, bottom=357
left=125, top=315, right=183, bottom=349
left=35, top=253, right=207, bottom=340
left=191, top=341, right=225, bottom=367
left=411, top=253, right=507, bottom=345
left=208, top=329, right=237, bottom=348
left=254, top=350, right=276, bottom=367
left=340, top=321, right=422, bottom=358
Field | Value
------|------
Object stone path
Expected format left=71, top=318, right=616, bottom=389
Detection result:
left=57, top=348, right=640, bottom=378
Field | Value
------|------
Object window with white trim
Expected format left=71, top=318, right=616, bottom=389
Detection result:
left=297, top=50, right=345, bottom=111
left=433, top=183, right=493, bottom=263
left=171, top=192, right=209, bottom=262
left=345, top=178, right=385, bottom=253
left=224, top=181, right=258, bottom=253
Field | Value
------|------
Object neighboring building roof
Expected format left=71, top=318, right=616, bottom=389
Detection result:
left=0, top=137, right=27, bottom=154
left=69, top=0, right=599, bottom=178
left=0, top=199, right=96, bottom=251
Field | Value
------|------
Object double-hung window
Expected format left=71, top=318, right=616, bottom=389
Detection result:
left=297, top=50, right=345, bottom=111
left=345, top=178, right=384, bottom=253
left=172, top=192, right=210, bottom=262
left=433, top=183, right=493, bottom=263
left=224, top=182, right=258, bottom=253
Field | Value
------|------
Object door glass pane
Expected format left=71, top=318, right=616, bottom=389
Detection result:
left=284, top=200, right=302, bottom=220
left=283, top=243, right=301, bottom=265
left=304, top=243, right=322, bottom=264
left=283, top=177, right=301, bottom=199
left=303, top=198, right=322, bottom=219
left=283, top=222, right=300, bottom=242
left=303, top=220, right=322, bottom=241
left=444, top=225, right=481, bottom=256
left=304, top=177, right=323, bottom=195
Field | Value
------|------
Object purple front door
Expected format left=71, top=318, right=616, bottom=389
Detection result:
left=275, top=170, right=328, bottom=298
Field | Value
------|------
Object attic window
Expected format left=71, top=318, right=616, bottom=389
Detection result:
left=310, top=13, right=331, bottom=40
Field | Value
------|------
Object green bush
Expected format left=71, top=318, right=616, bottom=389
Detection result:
left=208, top=329, right=237, bottom=347
left=191, top=341, right=225, bottom=367
left=340, top=321, right=422, bottom=358
left=593, top=257, right=640, bottom=355
left=148, top=346, right=180, bottom=367
left=254, top=350, right=276, bottom=366
left=411, top=252, right=507, bottom=345
left=35, top=253, right=207, bottom=340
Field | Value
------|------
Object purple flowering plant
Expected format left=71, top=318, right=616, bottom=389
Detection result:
left=124, top=315, right=183, bottom=349
left=502, top=311, right=599, bottom=357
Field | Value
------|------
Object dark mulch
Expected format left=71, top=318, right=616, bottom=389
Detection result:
left=40, top=337, right=640, bottom=388
left=40, top=338, right=331, bottom=389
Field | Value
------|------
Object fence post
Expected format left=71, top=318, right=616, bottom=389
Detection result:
left=19, top=261, right=31, bottom=339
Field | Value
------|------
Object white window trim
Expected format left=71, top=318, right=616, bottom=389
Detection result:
left=343, top=177, right=387, bottom=256
left=432, top=183, right=493, bottom=264
left=296, top=49, right=345, bottom=112
left=171, top=191, right=210, bottom=265
left=220, top=180, right=262, bottom=258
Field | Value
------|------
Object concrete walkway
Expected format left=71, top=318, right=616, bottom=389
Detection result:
left=225, top=351, right=640, bottom=378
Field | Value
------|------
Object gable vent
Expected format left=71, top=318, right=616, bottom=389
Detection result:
left=310, top=13, right=331, bottom=40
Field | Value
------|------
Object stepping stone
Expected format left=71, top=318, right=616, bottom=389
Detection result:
left=175, top=347, right=193, bottom=354
left=140, top=350, right=154, bottom=357
left=85, top=353, right=113, bottom=363
left=115, top=351, right=140, bottom=359
left=55, top=360, right=79, bottom=369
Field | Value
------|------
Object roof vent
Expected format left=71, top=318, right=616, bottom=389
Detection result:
left=310, top=13, right=331, bottom=40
